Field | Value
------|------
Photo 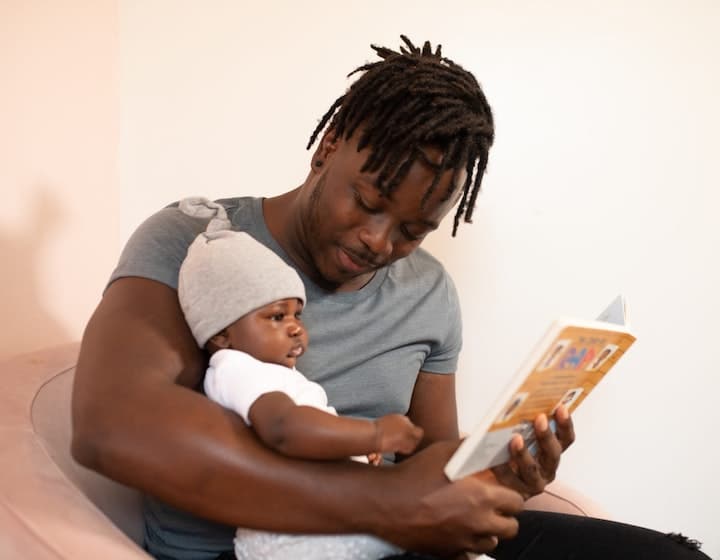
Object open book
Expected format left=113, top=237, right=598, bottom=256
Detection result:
left=444, top=295, right=636, bottom=481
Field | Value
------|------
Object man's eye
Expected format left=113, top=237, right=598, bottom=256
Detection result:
left=400, top=226, right=422, bottom=242
left=353, top=191, right=378, bottom=213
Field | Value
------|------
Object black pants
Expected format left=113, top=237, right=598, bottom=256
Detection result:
left=382, top=511, right=712, bottom=560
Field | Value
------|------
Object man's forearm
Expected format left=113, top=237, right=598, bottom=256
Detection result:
left=71, top=278, right=391, bottom=534
left=73, top=342, right=523, bottom=557
left=73, top=382, right=392, bottom=533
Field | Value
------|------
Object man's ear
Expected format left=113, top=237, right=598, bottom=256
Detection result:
left=207, top=329, right=231, bottom=352
left=310, top=128, right=339, bottom=171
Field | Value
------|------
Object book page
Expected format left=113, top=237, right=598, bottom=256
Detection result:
left=595, top=295, right=627, bottom=325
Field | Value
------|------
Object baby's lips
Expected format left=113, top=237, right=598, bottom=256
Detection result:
left=288, top=345, right=305, bottom=358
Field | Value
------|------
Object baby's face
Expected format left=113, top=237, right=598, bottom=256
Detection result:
left=223, top=298, right=308, bottom=368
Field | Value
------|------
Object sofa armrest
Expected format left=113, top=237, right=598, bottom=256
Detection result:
left=0, top=344, right=151, bottom=559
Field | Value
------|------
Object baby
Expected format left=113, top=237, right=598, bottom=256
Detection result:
left=177, top=197, right=423, bottom=560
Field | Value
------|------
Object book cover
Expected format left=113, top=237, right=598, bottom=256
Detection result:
left=444, top=296, right=636, bottom=481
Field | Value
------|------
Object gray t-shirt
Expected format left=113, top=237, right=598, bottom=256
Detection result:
left=110, top=197, right=463, bottom=559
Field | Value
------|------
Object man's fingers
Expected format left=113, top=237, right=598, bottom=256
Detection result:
left=458, top=475, right=523, bottom=534
left=468, top=535, right=500, bottom=554
left=462, top=491, right=520, bottom=553
left=460, top=473, right=524, bottom=514
left=491, top=434, right=540, bottom=497
left=533, top=415, right=562, bottom=480
left=491, top=462, right=533, bottom=499
left=494, top=483, right=525, bottom=516
left=511, top=434, right=547, bottom=493
left=512, top=452, right=545, bottom=495
left=497, top=426, right=557, bottom=496
left=489, top=506, right=521, bottom=540
left=554, top=406, right=575, bottom=450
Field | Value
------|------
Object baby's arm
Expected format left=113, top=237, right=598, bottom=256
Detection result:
left=249, top=392, right=423, bottom=460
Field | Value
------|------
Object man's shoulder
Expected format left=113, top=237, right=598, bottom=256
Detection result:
left=212, top=196, right=257, bottom=220
left=109, top=196, right=260, bottom=290
left=162, top=196, right=257, bottom=225
left=141, top=196, right=259, bottom=239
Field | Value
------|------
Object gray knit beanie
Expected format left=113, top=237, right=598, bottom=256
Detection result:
left=177, top=197, right=306, bottom=348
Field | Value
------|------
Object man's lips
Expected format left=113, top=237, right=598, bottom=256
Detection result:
left=338, top=247, right=379, bottom=273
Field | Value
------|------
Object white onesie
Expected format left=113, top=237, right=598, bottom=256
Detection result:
left=204, top=349, right=402, bottom=560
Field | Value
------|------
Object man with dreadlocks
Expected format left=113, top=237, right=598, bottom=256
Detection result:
left=73, top=37, right=711, bottom=560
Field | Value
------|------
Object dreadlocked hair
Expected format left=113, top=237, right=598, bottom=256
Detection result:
left=307, top=35, right=494, bottom=236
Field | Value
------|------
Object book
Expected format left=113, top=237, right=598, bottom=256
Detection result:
left=444, top=295, right=636, bottom=481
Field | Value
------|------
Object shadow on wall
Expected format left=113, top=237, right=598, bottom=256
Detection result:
left=0, top=187, right=69, bottom=358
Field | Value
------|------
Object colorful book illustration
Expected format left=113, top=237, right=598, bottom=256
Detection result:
left=445, top=295, right=636, bottom=481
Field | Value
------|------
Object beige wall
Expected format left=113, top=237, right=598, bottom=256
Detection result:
left=0, top=0, right=119, bottom=358
left=117, top=2, right=720, bottom=555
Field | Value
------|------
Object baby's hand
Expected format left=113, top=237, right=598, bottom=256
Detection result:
left=374, top=414, right=424, bottom=455
left=367, top=452, right=383, bottom=466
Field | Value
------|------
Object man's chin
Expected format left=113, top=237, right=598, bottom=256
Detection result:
left=310, top=253, right=376, bottom=290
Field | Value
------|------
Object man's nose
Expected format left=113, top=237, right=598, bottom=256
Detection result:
left=358, top=217, right=393, bottom=260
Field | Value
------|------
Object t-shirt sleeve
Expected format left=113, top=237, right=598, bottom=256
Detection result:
left=108, top=205, right=208, bottom=291
left=420, top=273, right=463, bottom=374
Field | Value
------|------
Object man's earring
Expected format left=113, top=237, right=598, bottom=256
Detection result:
left=314, top=160, right=323, bottom=167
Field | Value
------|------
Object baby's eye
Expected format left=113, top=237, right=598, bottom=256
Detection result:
left=271, top=313, right=284, bottom=321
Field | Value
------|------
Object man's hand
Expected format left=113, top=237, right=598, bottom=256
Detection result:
left=492, top=406, right=575, bottom=499
left=378, top=441, right=524, bottom=557
left=374, top=414, right=424, bottom=455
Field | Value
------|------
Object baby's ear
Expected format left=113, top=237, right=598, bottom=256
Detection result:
left=207, top=329, right=231, bottom=352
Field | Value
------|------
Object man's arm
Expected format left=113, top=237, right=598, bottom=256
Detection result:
left=73, top=277, right=381, bottom=531
left=249, top=392, right=423, bottom=459
left=407, top=371, right=460, bottom=447
left=71, top=277, right=523, bottom=555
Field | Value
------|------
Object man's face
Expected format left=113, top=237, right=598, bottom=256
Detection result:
left=220, top=298, right=308, bottom=368
left=301, top=133, right=465, bottom=290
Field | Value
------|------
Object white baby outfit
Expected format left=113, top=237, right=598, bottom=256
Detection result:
left=204, top=349, right=401, bottom=560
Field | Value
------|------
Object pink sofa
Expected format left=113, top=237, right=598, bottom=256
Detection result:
left=0, top=343, right=610, bottom=558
